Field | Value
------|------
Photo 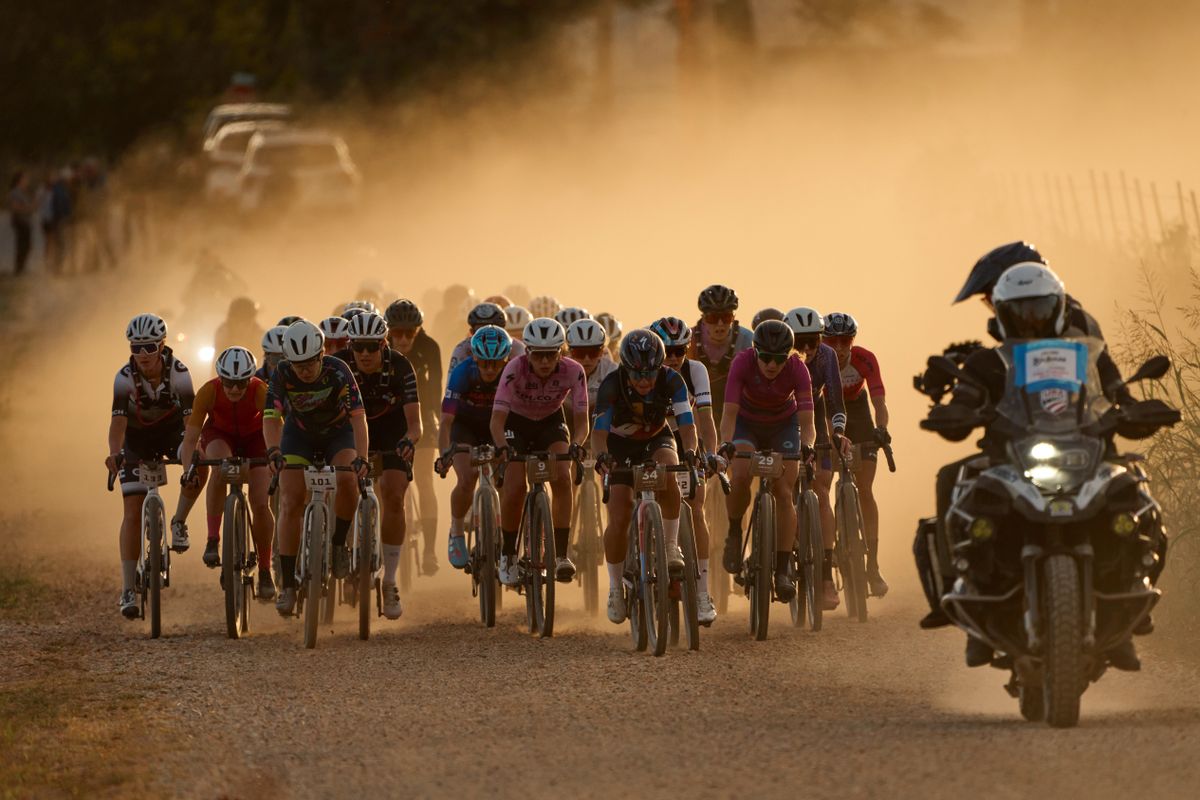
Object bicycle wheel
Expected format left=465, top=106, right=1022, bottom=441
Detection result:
left=303, top=504, right=327, bottom=649
left=357, top=494, right=378, bottom=641
left=270, top=490, right=281, bottom=587
left=144, top=493, right=165, bottom=640
left=678, top=505, right=701, bottom=651
left=839, top=484, right=869, bottom=623
left=626, top=515, right=647, bottom=651
left=579, top=478, right=602, bottom=616
left=791, top=491, right=823, bottom=632
left=640, top=501, right=670, bottom=657
left=706, top=485, right=731, bottom=615
left=400, top=492, right=419, bottom=592
left=222, top=491, right=246, bottom=639
left=477, top=487, right=499, bottom=628
left=528, top=491, right=556, bottom=638
left=750, top=492, right=775, bottom=641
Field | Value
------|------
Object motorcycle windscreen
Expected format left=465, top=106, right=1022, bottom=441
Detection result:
left=996, top=337, right=1111, bottom=435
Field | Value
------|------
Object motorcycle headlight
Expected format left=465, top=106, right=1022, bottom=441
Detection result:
left=1017, top=439, right=1096, bottom=491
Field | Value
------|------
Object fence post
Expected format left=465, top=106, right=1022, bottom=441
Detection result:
left=1191, top=189, right=1200, bottom=242
left=1121, top=171, right=1136, bottom=245
left=1177, top=180, right=1189, bottom=238
left=1104, top=172, right=1120, bottom=246
left=1135, top=178, right=1150, bottom=244
left=1151, top=181, right=1166, bottom=241
left=1068, top=175, right=1085, bottom=240
left=1090, top=170, right=1107, bottom=242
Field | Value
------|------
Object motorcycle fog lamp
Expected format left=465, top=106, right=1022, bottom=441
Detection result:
left=1027, top=465, right=1061, bottom=484
left=1029, top=441, right=1058, bottom=461
left=969, top=517, right=995, bottom=541
left=1111, top=513, right=1137, bottom=536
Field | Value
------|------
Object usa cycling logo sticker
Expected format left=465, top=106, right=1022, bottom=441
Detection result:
left=1039, top=388, right=1070, bottom=415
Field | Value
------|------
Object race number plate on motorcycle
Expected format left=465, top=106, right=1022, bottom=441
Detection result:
left=750, top=453, right=785, bottom=480
left=1013, top=339, right=1088, bottom=393
left=304, top=469, right=336, bottom=491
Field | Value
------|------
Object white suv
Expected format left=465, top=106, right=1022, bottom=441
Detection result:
left=235, top=130, right=361, bottom=214
left=203, top=120, right=288, bottom=202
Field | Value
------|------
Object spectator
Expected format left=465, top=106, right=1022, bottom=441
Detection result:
left=7, top=170, right=33, bottom=275
left=38, top=170, right=63, bottom=273
left=50, top=167, right=73, bottom=272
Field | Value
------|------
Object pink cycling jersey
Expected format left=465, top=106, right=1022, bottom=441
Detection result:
left=724, top=349, right=814, bottom=423
left=494, top=355, right=588, bottom=421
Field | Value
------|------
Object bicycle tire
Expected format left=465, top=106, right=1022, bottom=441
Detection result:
left=270, top=490, right=280, bottom=588
left=844, top=484, right=869, bottom=623
left=531, top=490, right=556, bottom=638
left=222, top=491, right=244, bottom=639
left=303, top=504, right=327, bottom=649
left=357, top=493, right=378, bottom=641
left=789, top=493, right=806, bottom=629
left=751, top=492, right=775, bottom=641
left=679, top=505, right=701, bottom=651
left=641, top=501, right=669, bottom=657
left=400, top=491, right=419, bottom=592
left=145, top=493, right=165, bottom=640
left=627, top=515, right=647, bottom=651
left=579, top=478, right=602, bottom=616
left=791, top=491, right=823, bottom=632
left=706, top=486, right=731, bottom=615
left=477, top=487, right=498, bottom=628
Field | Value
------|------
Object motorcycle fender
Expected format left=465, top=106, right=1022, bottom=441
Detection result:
left=1075, top=463, right=1127, bottom=515
left=981, top=465, right=1047, bottom=514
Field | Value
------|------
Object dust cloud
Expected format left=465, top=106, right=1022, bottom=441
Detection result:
left=7, top=2, right=1200, bottom=600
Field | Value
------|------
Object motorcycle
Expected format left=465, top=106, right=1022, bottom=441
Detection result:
left=916, top=336, right=1179, bottom=728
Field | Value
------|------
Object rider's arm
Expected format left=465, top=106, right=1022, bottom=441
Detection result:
left=263, top=416, right=282, bottom=451
left=721, top=352, right=748, bottom=444
left=798, top=409, right=816, bottom=448
left=870, top=395, right=889, bottom=430
left=863, top=349, right=888, bottom=430
left=262, top=369, right=285, bottom=451
left=719, top=403, right=739, bottom=444
left=489, top=409, right=509, bottom=451
left=696, top=407, right=718, bottom=453
left=679, top=422, right=699, bottom=454
left=350, top=412, right=369, bottom=459
left=107, top=415, right=127, bottom=468
left=569, top=360, right=590, bottom=446
left=404, top=402, right=422, bottom=446
left=822, top=347, right=847, bottom=436
left=438, top=411, right=455, bottom=452
left=490, top=358, right=518, bottom=450
left=179, top=382, right=215, bottom=467
left=108, top=370, right=129, bottom=463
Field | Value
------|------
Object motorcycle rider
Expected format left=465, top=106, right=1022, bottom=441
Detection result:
left=922, top=263, right=1143, bottom=671
left=917, top=241, right=1132, bottom=632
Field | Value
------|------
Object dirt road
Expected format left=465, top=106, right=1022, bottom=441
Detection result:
left=4, top=514, right=1199, bottom=799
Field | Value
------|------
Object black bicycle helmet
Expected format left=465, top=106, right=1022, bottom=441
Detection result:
left=467, top=302, right=505, bottom=329
left=619, top=329, right=666, bottom=372
left=277, top=315, right=302, bottom=326
left=822, top=312, right=858, bottom=338
left=385, top=299, right=424, bottom=328
left=954, top=240, right=1048, bottom=304
left=751, top=307, right=784, bottom=328
left=752, top=319, right=795, bottom=355
left=698, top=284, right=739, bottom=313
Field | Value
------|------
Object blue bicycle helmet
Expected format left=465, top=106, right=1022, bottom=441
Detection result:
left=470, top=325, right=513, bottom=361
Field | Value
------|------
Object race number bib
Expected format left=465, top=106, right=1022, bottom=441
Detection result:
left=1013, top=340, right=1087, bottom=393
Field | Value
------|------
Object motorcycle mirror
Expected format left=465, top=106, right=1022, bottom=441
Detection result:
left=927, top=355, right=986, bottom=391
left=1127, top=355, right=1171, bottom=384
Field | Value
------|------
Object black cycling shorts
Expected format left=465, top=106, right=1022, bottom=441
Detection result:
left=503, top=409, right=569, bottom=455
left=120, top=424, right=185, bottom=496
left=606, top=431, right=677, bottom=488
left=844, top=393, right=878, bottom=463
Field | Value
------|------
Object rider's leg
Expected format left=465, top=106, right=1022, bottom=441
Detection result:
left=379, top=468, right=409, bottom=584
left=202, top=439, right=233, bottom=547
left=547, top=440, right=573, bottom=558
left=689, top=477, right=710, bottom=588
left=412, top=446, right=439, bottom=562
left=500, top=461, right=527, bottom=557
left=448, top=451, right=477, bottom=536
left=120, top=492, right=144, bottom=592
left=603, top=484, right=634, bottom=588
left=814, top=465, right=837, bottom=582
left=330, top=448, right=359, bottom=548
left=247, top=466, right=274, bottom=566
left=722, top=442, right=754, bottom=572
left=276, top=470, right=305, bottom=588
left=773, top=463, right=800, bottom=575
left=653, top=447, right=682, bottom=558
left=856, top=456, right=880, bottom=570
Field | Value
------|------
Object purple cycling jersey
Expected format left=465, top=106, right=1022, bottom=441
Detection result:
left=494, top=355, right=588, bottom=421
left=724, top=349, right=814, bottom=423
left=806, top=343, right=847, bottom=432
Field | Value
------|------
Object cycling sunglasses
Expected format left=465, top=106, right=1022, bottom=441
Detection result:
left=478, top=358, right=508, bottom=370
left=390, top=328, right=418, bottom=340
left=756, top=349, right=789, bottom=365
left=704, top=312, right=734, bottom=324
left=351, top=340, right=382, bottom=353
left=628, top=368, right=658, bottom=380
left=569, top=346, right=603, bottom=358
left=220, top=378, right=250, bottom=391
left=824, top=335, right=855, bottom=347
left=665, top=345, right=688, bottom=358
left=294, top=355, right=322, bottom=369
left=794, top=335, right=820, bottom=351
left=130, top=342, right=161, bottom=355
left=528, top=349, right=560, bottom=362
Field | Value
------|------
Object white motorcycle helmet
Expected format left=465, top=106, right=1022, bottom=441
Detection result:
left=523, top=317, right=566, bottom=351
left=783, top=307, right=823, bottom=335
left=215, top=346, right=257, bottom=381
left=504, top=305, right=532, bottom=337
left=283, top=320, right=325, bottom=362
left=126, top=313, right=167, bottom=344
left=567, top=318, right=607, bottom=348
left=991, top=262, right=1067, bottom=339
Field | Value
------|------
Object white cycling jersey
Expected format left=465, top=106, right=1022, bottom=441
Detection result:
left=667, top=358, right=712, bottom=431
left=586, top=358, right=619, bottom=410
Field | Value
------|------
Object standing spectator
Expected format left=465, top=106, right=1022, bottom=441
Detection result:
left=50, top=168, right=73, bottom=273
left=38, top=171, right=62, bottom=273
left=7, top=170, right=33, bottom=275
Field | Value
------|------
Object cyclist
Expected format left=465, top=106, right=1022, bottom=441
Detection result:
left=718, top=319, right=817, bottom=602
left=650, top=316, right=721, bottom=624
left=333, top=312, right=421, bottom=619
left=490, top=317, right=589, bottom=585
left=436, top=325, right=514, bottom=569
left=566, top=318, right=617, bottom=432
left=823, top=312, right=890, bottom=597
left=483, top=294, right=512, bottom=308
left=213, top=297, right=265, bottom=359
left=690, top=285, right=754, bottom=431
left=785, top=306, right=849, bottom=610
left=751, top=307, right=785, bottom=328
left=385, top=299, right=444, bottom=575
left=107, top=314, right=200, bottom=619
left=528, top=295, right=561, bottom=320
left=319, top=316, right=351, bottom=356
left=448, top=302, right=526, bottom=372
left=257, top=325, right=287, bottom=383
left=264, top=320, right=370, bottom=617
left=504, top=305, right=531, bottom=342
left=554, top=307, right=590, bottom=330
left=179, top=347, right=275, bottom=598
left=593, top=330, right=699, bottom=624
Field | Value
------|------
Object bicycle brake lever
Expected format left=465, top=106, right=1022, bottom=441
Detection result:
left=717, top=472, right=731, bottom=495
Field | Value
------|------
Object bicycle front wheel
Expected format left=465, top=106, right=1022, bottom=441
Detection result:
left=579, top=478, right=602, bottom=616
left=528, top=490, right=556, bottom=638
left=641, top=501, right=670, bottom=657
left=750, top=492, right=775, bottom=641
left=222, top=491, right=246, bottom=639
left=477, top=487, right=499, bottom=628
left=627, top=516, right=647, bottom=651
left=678, top=505, right=700, bottom=651
left=357, top=494, right=378, bottom=641
left=144, top=493, right=166, bottom=640
left=838, top=484, right=868, bottom=623
left=705, top=485, right=731, bottom=615
left=303, top=505, right=328, bottom=649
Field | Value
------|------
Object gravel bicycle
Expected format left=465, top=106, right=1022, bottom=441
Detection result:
left=790, top=454, right=823, bottom=632
left=830, top=437, right=896, bottom=623
left=570, top=454, right=605, bottom=616
left=439, top=444, right=504, bottom=627
left=108, top=454, right=177, bottom=639
left=513, top=450, right=582, bottom=638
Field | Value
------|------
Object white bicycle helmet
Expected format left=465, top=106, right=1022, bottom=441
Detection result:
left=319, top=316, right=351, bottom=340
left=992, top=262, right=1067, bottom=338
left=554, top=306, right=590, bottom=328
left=529, top=295, right=561, bottom=319
left=504, top=305, right=532, bottom=336
left=215, top=346, right=257, bottom=381
left=262, top=325, right=288, bottom=355
left=595, top=312, right=622, bottom=343
left=283, top=320, right=325, bottom=362
left=126, top=313, right=167, bottom=344
left=523, top=317, right=566, bottom=350
left=784, top=307, right=823, bottom=336
left=567, top=318, right=607, bottom=348
left=343, top=299, right=377, bottom=314
left=348, top=311, right=388, bottom=341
